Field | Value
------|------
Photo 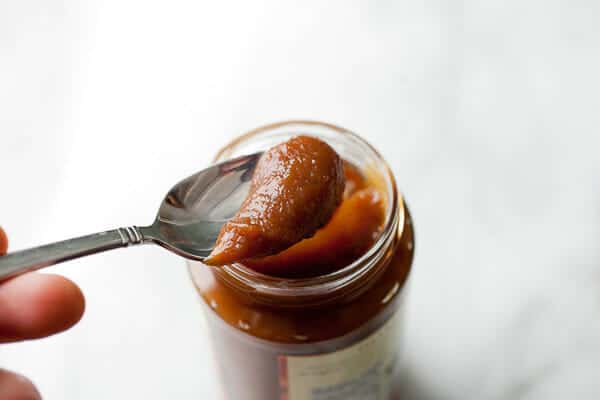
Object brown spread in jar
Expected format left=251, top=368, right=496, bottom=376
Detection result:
left=243, top=162, right=385, bottom=278
left=188, top=122, right=414, bottom=400
left=193, top=155, right=404, bottom=342
left=205, top=135, right=345, bottom=267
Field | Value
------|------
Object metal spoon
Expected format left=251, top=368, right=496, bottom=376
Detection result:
left=0, top=152, right=262, bottom=281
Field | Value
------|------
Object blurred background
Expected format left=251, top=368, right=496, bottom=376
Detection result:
left=1, top=1, right=599, bottom=399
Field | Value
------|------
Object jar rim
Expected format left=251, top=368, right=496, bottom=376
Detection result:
left=211, top=120, right=404, bottom=301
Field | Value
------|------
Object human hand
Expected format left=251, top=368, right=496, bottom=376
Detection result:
left=0, top=226, right=85, bottom=399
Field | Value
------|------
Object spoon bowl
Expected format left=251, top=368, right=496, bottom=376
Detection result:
left=143, top=152, right=262, bottom=260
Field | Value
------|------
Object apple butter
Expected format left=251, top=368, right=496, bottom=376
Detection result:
left=205, top=135, right=345, bottom=268
left=188, top=121, right=414, bottom=400
left=242, top=161, right=384, bottom=278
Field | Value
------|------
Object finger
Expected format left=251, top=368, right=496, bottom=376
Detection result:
left=0, top=273, right=85, bottom=343
left=0, top=226, right=7, bottom=255
left=0, top=368, right=41, bottom=400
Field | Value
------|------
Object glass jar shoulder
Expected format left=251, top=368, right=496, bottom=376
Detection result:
left=189, top=207, right=414, bottom=344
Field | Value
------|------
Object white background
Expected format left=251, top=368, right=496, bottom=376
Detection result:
left=1, top=1, right=600, bottom=399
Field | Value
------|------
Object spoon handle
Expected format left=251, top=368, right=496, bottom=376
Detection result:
left=0, top=227, right=146, bottom=281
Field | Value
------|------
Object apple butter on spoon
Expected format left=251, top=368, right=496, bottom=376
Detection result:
left=204, top=135, right=345, bottom=266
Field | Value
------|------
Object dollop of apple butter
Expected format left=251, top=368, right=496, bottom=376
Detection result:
left=204, top=136, right=345, bottom=266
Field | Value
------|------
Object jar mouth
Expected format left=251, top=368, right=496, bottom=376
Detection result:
left=212, top=120, right=404, bottom=300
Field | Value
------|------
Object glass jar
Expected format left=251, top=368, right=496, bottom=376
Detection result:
left=188, top=121, right=414, bottom=400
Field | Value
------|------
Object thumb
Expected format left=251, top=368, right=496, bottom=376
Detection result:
left=0, top=231, right=42, bottom=400
left=0, top=369, right=41, bottom=400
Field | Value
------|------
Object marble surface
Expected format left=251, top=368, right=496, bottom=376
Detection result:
left=1, top=1, right=599, bottom=399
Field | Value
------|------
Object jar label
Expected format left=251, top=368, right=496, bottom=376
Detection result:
left=278, top=312, right=400, bottom=400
